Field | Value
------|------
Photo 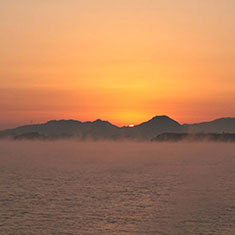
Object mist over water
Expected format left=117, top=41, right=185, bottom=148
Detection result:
left=0, top=141, right=234, bottom=234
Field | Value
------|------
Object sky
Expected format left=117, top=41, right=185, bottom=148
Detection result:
left=0, top=0, right=235, bottom=129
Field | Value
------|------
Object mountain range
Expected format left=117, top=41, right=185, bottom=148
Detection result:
left=0, top=115, right=235, bottom=141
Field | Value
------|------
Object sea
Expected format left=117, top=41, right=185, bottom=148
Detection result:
left=0, top=141, right=234, bottom=234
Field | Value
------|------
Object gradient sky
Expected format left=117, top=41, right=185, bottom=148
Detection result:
left=1, top=0, right=235, bottom=129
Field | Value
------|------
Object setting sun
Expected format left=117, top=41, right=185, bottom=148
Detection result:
left=0, top=1, right=235, bottom=234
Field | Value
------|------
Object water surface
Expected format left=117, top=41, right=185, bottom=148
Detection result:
left=0, top=141, right=234, bottom=234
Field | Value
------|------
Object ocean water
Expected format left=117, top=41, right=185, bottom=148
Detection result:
left=0, top=141, right=234, bottom=234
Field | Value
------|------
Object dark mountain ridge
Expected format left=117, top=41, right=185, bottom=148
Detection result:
left=123, top=116, right=183, bottom=140
left=0, top=116, right=234, bottom=141
left=0, top=119, right=119, bottom=140
left=183, top=117, right=235, bottom=133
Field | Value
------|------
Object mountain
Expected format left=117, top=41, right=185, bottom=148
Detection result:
left=123, top=115, right=183, bottom=140
left=0, top=116, right=234, bottom=141
left=0, top=119, right=120, bottom=140
left=183, top=118, right=235, bottom=133
left=13, top=132, right=47, bottom=140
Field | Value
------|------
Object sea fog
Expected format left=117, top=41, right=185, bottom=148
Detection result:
left=0, top=140, right=234, bottom=234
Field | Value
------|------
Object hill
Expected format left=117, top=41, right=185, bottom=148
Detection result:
left=0, top=116, right=235, bottom=141
left=183, top=118, right=235, bottom=133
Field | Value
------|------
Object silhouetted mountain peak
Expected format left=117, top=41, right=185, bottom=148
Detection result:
left=91, top=119, right=117, bottom=128
left=0, top=115, right=234, bottom=140
left=151, top=115, right=170, bottom=120
left=207, top=117, right=235, bottom=124
left=46, top=119, right=82, bottom=125
left=94, top=119, right=103, bottom=122
left=93, top=119, right=109, bottom=124
left=183, top=117, right=235, bottom=133
left=137, top=115, right=181, bottom=127
left=149, top=115, right=177, bottom=122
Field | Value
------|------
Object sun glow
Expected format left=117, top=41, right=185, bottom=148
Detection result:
left=0, top=1, right=234, bottom=129
left=129, top=124, right=134, bottom=128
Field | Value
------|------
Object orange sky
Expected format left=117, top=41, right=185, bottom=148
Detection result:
left=0, top=0, right=235, bottom=129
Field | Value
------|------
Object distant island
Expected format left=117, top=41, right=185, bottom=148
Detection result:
left=151, top=133, right=235, bottom=143
left=0, top=115, right=235, bottom=142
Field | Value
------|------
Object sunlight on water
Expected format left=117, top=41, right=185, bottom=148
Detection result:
left=0, top=141, right=234, bottom=234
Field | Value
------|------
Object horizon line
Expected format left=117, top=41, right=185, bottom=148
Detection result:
left=1, top=115, right=235, bottom=132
